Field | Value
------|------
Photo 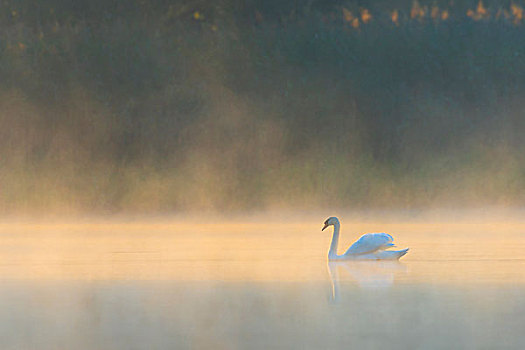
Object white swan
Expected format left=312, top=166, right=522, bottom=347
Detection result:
left=322, top=217, right=409, bottom=260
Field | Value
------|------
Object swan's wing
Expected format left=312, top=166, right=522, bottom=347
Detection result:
left=344, top=233, right=394, bottom=255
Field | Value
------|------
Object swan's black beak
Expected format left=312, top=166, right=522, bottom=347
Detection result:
left=322, top=223, right=329, bottom=231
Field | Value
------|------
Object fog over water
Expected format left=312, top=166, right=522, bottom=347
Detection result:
left=0, top=217, right=524, bottom=349
left=1, top=1, right=525, bottom=348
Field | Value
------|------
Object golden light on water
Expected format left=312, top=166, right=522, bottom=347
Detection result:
left=2, top=2, right=525, bottom=348
left=1, top=218, right=524, bottom=284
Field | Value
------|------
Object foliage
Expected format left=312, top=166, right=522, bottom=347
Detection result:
left=0, top=0, right=524, bottom=213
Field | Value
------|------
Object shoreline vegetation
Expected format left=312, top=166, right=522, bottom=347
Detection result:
left=1, top=0, right=524, bottom=214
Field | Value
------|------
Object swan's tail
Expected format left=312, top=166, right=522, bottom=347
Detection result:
left=376, top=248, right=409, bottom=260
left=394, top=248, right=409, bottom=259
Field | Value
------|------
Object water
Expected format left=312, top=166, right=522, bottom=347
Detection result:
left=0, top=217, right=524, bottom=349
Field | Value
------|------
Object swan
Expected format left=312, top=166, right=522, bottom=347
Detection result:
left=322, top=217, right=409, bottom=260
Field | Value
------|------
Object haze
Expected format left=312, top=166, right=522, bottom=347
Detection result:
left=1, top=0, right=524, bottom=215
left=1, top=1, right=525, bottom=349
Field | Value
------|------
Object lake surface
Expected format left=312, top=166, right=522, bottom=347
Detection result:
left=0, top=217, right=524, bottom=349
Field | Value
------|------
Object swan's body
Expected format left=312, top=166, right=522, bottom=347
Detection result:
left=322, top=217, right=409, bottom=260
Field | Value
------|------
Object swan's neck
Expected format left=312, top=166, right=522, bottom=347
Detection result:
left=328, top=222, right=341, bottom=259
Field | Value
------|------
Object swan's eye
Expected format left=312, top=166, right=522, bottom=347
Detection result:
left=324, top=220, right=328, bottom=225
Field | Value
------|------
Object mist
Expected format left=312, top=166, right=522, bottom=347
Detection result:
left=1, top=0, right=525, bottom=215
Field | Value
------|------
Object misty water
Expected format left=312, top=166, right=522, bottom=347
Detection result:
left=1, top=216, right=524, bottom=349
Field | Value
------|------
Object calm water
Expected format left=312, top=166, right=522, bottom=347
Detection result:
left=0, top=217, right=524, bottom=349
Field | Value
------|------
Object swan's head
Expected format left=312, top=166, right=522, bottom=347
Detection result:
left=322, top=217, right=339, bottom=231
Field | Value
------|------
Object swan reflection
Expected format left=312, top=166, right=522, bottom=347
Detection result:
left=327, top=261, right=407, bottom=301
